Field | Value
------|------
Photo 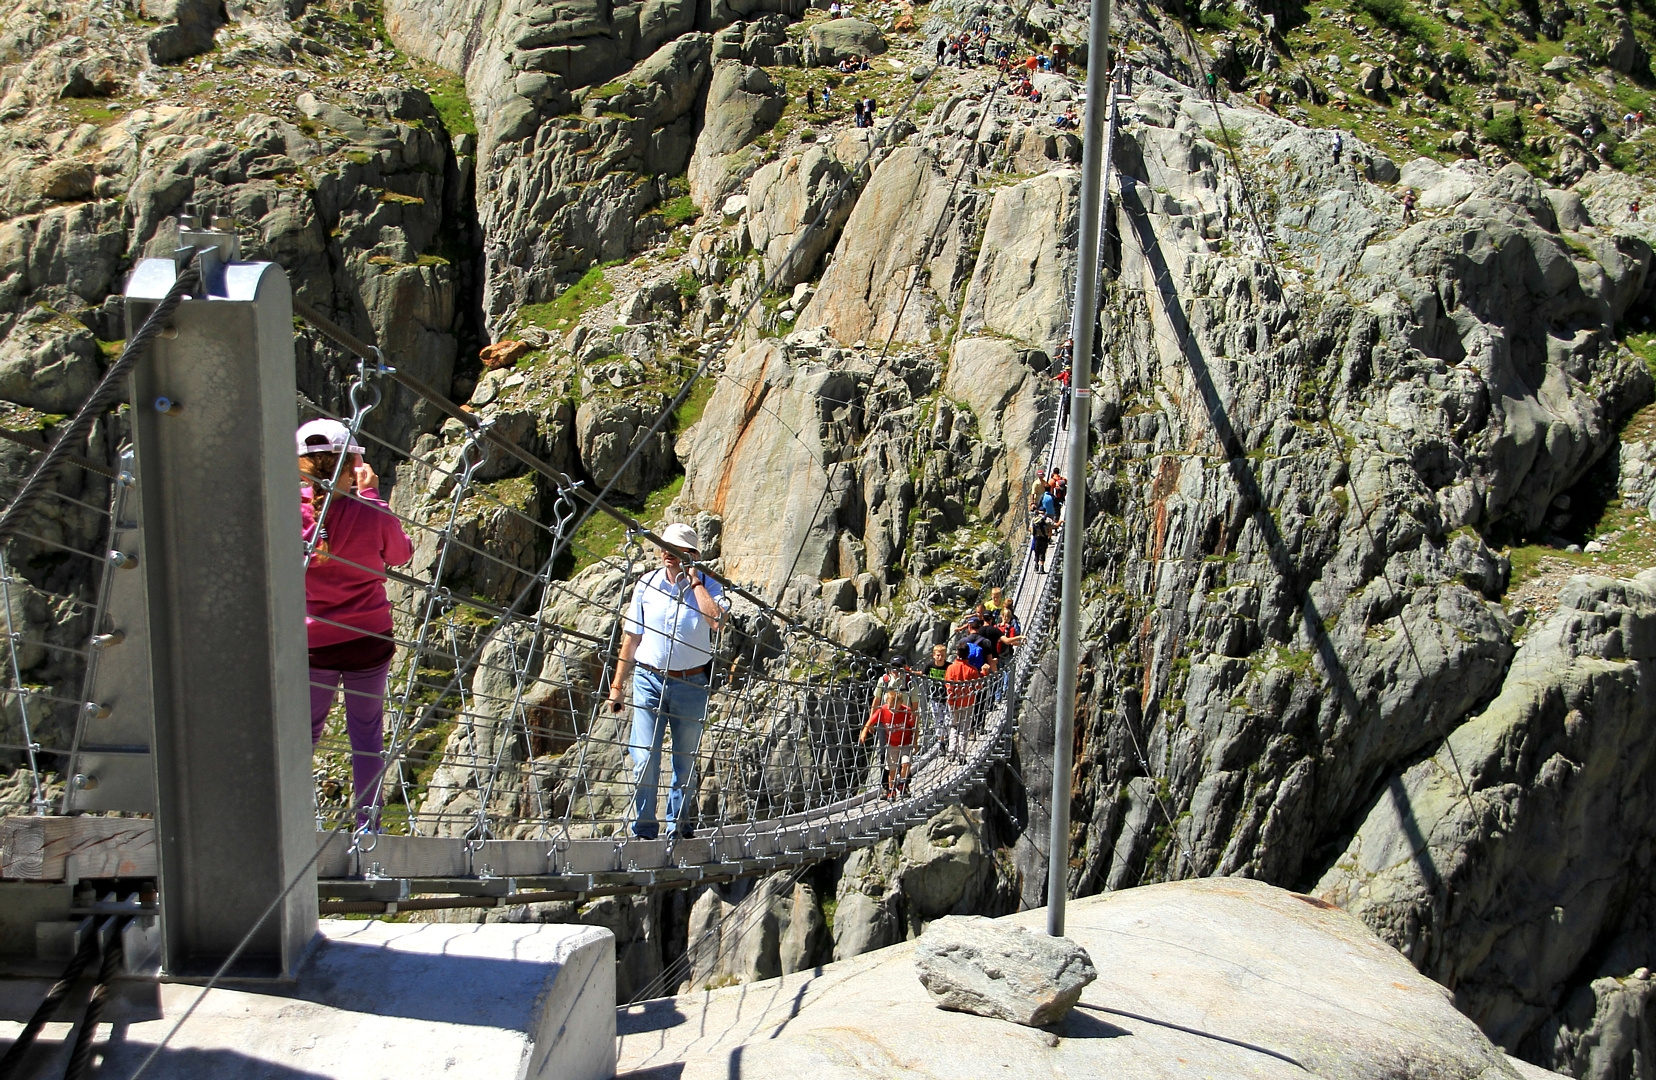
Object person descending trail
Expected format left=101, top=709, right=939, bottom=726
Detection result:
left=299, top=418, right=414, bottom=830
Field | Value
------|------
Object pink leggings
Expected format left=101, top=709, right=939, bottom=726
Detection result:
left=310, top=661, right=391, bottom=827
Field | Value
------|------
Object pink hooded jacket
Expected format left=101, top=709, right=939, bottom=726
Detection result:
left=301, top=485, right=415, bottom=648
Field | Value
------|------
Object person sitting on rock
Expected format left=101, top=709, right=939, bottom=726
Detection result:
left=859, top=686, right=916, bottom=798
left=1055, top=108, right=1079, bottom=129
left=829, top=0, right=842, bottom=17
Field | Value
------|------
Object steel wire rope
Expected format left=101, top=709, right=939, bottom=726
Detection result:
left=0, top=548, right=50, bottom=814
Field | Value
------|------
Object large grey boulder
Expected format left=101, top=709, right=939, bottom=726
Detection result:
left=799, top=146, right=976, bottom=346
left=959, top=168, right=1078, bottom=348
left=141, top=0, right=226, bottom=64
left=0, top=305, right=101, bottom=413
left=914, top=916, right=1097, bottom=1026
left=745, top=146, right=854, bottom=288
left=804, top=18, right=885, bottom=66
left=687, top=61, right=784, bottom=213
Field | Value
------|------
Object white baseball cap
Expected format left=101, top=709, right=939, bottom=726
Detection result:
left=296, top=418, right=365, bottom=456
left=659, top=522, right=701, bottom=554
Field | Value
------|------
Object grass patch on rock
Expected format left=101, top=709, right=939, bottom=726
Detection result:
left=520, top=262, right=621, bottom=332
left=565, top=474, right=686, bottom=576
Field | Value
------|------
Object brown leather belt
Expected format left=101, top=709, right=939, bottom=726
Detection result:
left=639, top=663, right=709, bottom=679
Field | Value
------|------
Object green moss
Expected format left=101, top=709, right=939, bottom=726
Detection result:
left=345, top=150, right=372, bottom=165
left=673, top=378, right=716, bottom=431
left=379, top=190, right=426, bottom=205
left=519, top=262, right=621, bottom=331
left=660, top=194, right=700, bottom=226
left=416, top=60, right=477, bottom=137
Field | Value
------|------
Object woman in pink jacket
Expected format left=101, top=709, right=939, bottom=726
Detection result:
left=298, top=419, right=414, bottom=828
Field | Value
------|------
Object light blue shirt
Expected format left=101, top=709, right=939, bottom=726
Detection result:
left=625, top=568, right=725, bottom=671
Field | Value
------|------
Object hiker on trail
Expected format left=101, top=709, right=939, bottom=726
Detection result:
left=853, top=99, right=865, bottom=127
left=925, top=643, right=954, bottom=759
left=806, top=87, right=816, bottom=113
left=1049, top=469, right=1068, bottom=510
left=1331, top=130, right=1343, bottom=165
left=1053, top=41, right=1069, bottom=73
left=822, top=84, right=832, bottom=109
left=1122, top=58, right=1133, bottom=93
left=860, top=684, right=917, bottom=798
left=936, top=36, right=947, bottom=64
left=944, top=644, right=981, bottom=761
left=1626, top=111, right=1638, bottom=137
left=1054, top=362, right=1073, bottom=427
left=1040, top=484, right=1059, bottom=521
left=1632, top=198, right=1642, bottom=221
left=1030, top=504, right=1056, bottom=573
left=873, top=651, right=920, bottom=717
left=608, top=522, right=726, bottom=840
left=1031, top=468, right=1049, bottom=510
left=1401, top=188, right=1417, bottom=224
left=301, top=419, right=415, bottom=830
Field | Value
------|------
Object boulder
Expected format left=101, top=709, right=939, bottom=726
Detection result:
left=914, top=915, right=1097, bottom=1026
left=0, top=305, right=101, bottom=413
left=687, top=61, right=785, bottom=213
left=575, top=395, right=678, bottom=499
left=32, top=161, right=95, bottom=203
left=745, top=145, right=854, bottom=288
left=958, top=168, right=1078, bottom=347
left=804, top=18, right=885, bottom=66
left=898, top=802, right=988, bottom=917
left=141, top=0, right=226, bottom=63
left=799, top=146, right=975, bottom=345
left=479, top=339, right=533, bottom=369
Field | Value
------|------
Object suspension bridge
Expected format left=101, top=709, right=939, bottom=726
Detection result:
left=0, top=10, right=1122, bottom=1076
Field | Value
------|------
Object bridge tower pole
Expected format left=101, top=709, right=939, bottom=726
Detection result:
left=1047, top=0, right=1110, bottom=938
left=117, top=220, right=317, bottom=977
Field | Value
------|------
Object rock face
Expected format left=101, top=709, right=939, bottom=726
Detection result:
left=1318, top=572, right=1656, bottom=1071
left=798, top=145, right=979, bottom=346
left=959, top=168, right=1078, bottom=346
left=914, top=915, right=1097, bottom=1026
left=617, top=879, right=1553, bottom=1079
left=745, top=146, right=854, bottom=288
left=803, top=18, right=885, bottom=66
left=687, top=61, right=785, bottom=214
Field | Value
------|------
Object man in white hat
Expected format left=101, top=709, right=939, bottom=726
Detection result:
left=607, top=522, right=725, bottom=839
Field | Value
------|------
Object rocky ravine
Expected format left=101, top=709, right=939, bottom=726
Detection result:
left=5, top=0, right=1656, bottom=1076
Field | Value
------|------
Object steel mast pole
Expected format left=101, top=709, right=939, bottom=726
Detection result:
left=1047, top=0, right=1110, bottom=938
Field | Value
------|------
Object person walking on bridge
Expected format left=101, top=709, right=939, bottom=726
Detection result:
left=608, top=522, right=725, bottom=840
left=299, top=419, right=414, bottom=831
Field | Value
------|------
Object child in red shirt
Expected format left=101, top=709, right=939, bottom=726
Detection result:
left=859, top=689, right=917, bottom=798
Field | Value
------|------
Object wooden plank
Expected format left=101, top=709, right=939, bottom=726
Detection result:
left=0, top=816, right=157, bottom=881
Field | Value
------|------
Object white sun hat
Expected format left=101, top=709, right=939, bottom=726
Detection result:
left=658, top=522, right=701, bottom=554
left=296, top=418, right=365, bottom=456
